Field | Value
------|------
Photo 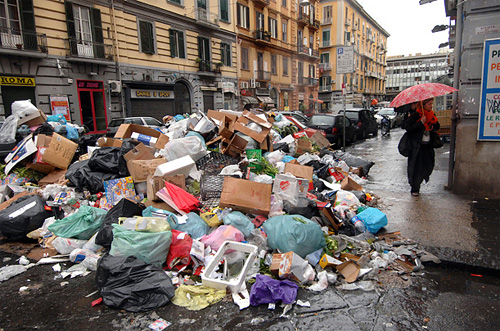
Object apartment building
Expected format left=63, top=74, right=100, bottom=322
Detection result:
left=318, top=0, right=389, bottom=110
left=0, top=0, right=238, bottom=134
left=236, top=0, right=320, bottom=112
left=386, top=50, right=452, bottom=99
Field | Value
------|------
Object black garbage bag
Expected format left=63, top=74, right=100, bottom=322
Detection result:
left=95, top=198, right=144, bottom=248
left=88, top=147, right=128, bottom=176
left=33, top=123, right=55, bottom=135
left=320, top=150, right=375, bottom=176
left=78, top=134, right=101, bottom=154
left=283, top=199, right=318, bottom=219
left=272, top=142, right=290, bottom=153
left=65, top=159, right=119, bottom=194
left=0, top=195, right=52, bottom=240
left=118, top=140, right=136, bottom=176
left=96, top=254, right=175, bottom=312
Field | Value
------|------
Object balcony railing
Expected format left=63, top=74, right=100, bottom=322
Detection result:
left=0, top=27, right=48, bottom=53
left=319, top=85, right=332, bottom=92
left=65, top=38, right=113, bottom=60
left=319, top=62, right=332, bottom=71
left=251, top=0, right=270, bottom=5
left=297, top=45, right=319, bottom=58
left=308, top=77, right=318, bottom=86
left=254, top=70, right=271, bottom=81
left=345, top=18, right=351, bottom=26
left=322, top=17, right=332, bottom=25
left=196, top=8, right=219, bottom=26
left=198, top=59, right=222, bottom=73
left=321, top=40, right=331, bottom=48
left=253, top=30, right=271, bottom=42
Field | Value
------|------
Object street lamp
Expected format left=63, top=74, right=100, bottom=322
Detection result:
left=439, top=42, right=449, bottom=48
left=432, top=24, right=449, bottom=33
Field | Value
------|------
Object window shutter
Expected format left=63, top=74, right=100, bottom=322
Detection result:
left=64, top=2, right=77, bottom=55
left=140, top=21, right=154, bottom=54
left=169, top=29, right=176, bottom=57
left=19, top=0, right=37, bottom=50
left=245, top=8, right=249, bottom=29
left=220, top=0, right=228, bottom=22
left=178, top=31, right=185, bottom=59
left=197, top=36, right=202, bottom=59
left=91, top=8, right=105, bottom=58
left=236, top=4, right=241, bottom=26
left=328, top=76, right=331, bottom=86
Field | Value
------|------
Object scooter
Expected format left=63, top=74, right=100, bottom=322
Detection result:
left=380, top=114, right=391, bottom=136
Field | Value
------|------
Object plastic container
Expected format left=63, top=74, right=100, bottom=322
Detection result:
left=195, top=152, right=239, bottom=175
left=202, top=241, right=258, bottom=293
left=200, top=175, right=225, bottom=200
left=350, top=216, right=366, bottom=233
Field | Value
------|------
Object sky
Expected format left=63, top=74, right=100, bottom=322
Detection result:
left=356, top=0, right=450, bottom=56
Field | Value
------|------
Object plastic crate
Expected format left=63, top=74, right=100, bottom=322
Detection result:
left=200, top=175, right=225, bottom=200
left=195, top=152, right=239, bottom=175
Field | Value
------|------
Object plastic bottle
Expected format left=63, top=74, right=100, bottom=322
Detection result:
left=350, top=215, right=366, bottom=233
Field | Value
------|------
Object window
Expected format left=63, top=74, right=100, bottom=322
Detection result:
left=323, top=5, right=332, bottom=24
left=169, top=29, right=185, bottom=58
left=168, top=0, right=182, bottom=5
left=197, top=36, right=210, bottom=62
left=282, top=0, right=286, bottom=7
left=1, top=0, right=37, bottom=50
left=309, top=64, right=315, bottom=78
left=282, top=21, right=287, bottom=42
left=241, top=47, right=248, bottom=70
left=65, top=2, right=104, bottom=58
left=322, top=29, right=330, bottom=47
left=236, top=4, right=249, bottom=29
left=320, top=52, right=329, bottom=64
left=221, top=42, right=231, bottom=66
left=269, top=18, right=277, bottom=39
left=144, top=118, right=162, bottom=126
left=256, top=11, right=264, bottom=30
left=220, top=0, right=229, bottom=22
left=138, top=20, right=155, bottom=54
left=282, top=56, right=288, bottom=76
left=271, top=54, right=277, bottom=75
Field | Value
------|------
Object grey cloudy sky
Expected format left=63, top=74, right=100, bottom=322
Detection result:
left=356, top=0, right=450, bottom=56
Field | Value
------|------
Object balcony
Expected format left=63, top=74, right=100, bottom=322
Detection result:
left=321, top=40, right=331, bottom=48
left=352, top=22, right=359, bottom=31
left=308, top=77, right=319, bottom=86
left=0, top=27, right=48, bottom=55
left=65, top=38, right=113, bottom=63
left=196, top=8, right=220, bottom=27
left=298, top=12, right=310, bottom=26
left=297, top=45, right=319, bottom=58
left=254, top=70, right=271, bottom=81
left=318, top=62, right=332, bottom=71
left=197, top=60, right=222, bottom=74
left=251, top=0, right=270, bottom=6
left=345, top=18, right=351, bottom=26
left=253, top=30, right=271, bottom=44
left=322, top=17, right=332, bottom=25
left=319, top=85, right=332, bottom=92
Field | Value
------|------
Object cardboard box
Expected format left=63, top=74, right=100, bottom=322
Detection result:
left=222, top=135, right=247, bottom=158
left=278, top=251, right=309, bottom=283
left=319, top=254, right=343, bottom=269
left=219, top=177, right=272, bottom=215
left=103, top=177, right=138, bottom=209
left=128, top=158, right=167, bottom=183
left=38, top=170, right=67, bottom=186
left=341, top=176, right=363, bottom=191
left=232, top=111, right=272, bottom=143
left=321, top=204, right=343, bottom=233
left=97, top=137, right=123, bottom=147
left=26, top=134, right=56, bottom=174
left=114, top=123, right=169, bottom=149
left=143, top=199, right=177, bottom=213
left=41, top=133, right=78, bottom=169
left=310, top=131, right=331, bottom=149
left=219, top=115, right=234, bottom=140
left=284, top=163, right=313, bottom=181
left=295, top=137, right=313, bottom=155
left=0, top=191, right=34, bottom=212
left=17, top=109, right=47, bottom=127
left=123, top=143, right=155, bottom=163
left=147, top=174, right=186, bottom=202
left=270, top=253, right=285, bottom=276
left=207, top=109, right=239, bottom=125
left=336, top=260, right=360, bottom=283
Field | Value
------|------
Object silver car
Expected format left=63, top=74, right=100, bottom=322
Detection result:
left=106, top=117, right=164, bottom=137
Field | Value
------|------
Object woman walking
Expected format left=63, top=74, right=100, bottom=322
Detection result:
left=402, top=98, right=440, bottom=196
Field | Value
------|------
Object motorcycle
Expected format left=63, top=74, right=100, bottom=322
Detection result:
left=380, top=114, right=391, bottom=136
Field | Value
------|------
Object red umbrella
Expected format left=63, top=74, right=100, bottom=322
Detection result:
left=390, top=83, right=458, bottom=108
left=371, top=99, right=378, bottom=106
left=164, top=181, right=200, bottom=213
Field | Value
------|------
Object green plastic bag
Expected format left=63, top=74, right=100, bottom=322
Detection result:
left=48, top=205, right=107, bottom=240
left=109, top=224, right=172, bottom=268
left=142, top=206, right=178, bottom=230
left=263, top=214, right=325, bottom=258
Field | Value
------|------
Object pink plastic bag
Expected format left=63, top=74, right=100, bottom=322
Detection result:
left=200, top=225, right=244, bottom=251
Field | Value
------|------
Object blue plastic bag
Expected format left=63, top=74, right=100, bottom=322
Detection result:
left=174, top=114, right=185, bottom=121
left=176, top=212, right=209, bottom=239
left=47, top=114, right=67, bottom=124
left=356, top=207, right=388, bottom=234
left=109, top=223, right=172, bottom=268
left=48, top=205, right=107, bottom=240
left=66, top=124, right=79, bottom=139
left=262, top=215, right=325, bottom=258
left=222, top=211, right=255, bottom=238
left=142, top=206, right=178, bottom=230
left=282, top=155, right=296, bottom=163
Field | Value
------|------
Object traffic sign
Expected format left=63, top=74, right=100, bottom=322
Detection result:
left=337, top=46, right=354, bottom=74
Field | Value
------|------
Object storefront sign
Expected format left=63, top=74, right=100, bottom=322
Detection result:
left=222, top=81, right=236, bottom=94
left=477, top=38, right=500, bottom=141
left=0, top=76, right=35, bottom=86
left=77, top=80, right=103, bottom=89
left=50, top=95, right=71, bottom=121
left=130, top=89, right=174, bottom=99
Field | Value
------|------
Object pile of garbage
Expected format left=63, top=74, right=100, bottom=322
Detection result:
left=0, top=105, right=440, bottom=313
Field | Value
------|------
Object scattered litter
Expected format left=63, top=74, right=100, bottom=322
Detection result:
left=296, top=300, right=311, bottom=307
left=19, top=286, right=29, bottom=292
left=148, top=318, right=171, bottom=331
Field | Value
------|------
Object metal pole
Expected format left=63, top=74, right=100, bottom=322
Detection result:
left=342, top=74, right=346, bottom=152
left=447, top=1, right=463, bottom=190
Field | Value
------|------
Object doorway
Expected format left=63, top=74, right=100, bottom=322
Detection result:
left=77, top=80, right=107, bottom=133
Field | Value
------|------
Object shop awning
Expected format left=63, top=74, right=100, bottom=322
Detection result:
left=241, top=96, right=259, bottom=106
left=309, top=98, right=324, bottom=104
left=257, top=96, right=275, bottom=104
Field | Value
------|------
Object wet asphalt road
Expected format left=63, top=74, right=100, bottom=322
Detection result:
left=1, top=127, right=499, bottom=331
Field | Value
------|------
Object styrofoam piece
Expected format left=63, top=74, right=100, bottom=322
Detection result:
left=202, top=241, right=258, bottom=294
left=153, top=155, right=196, bottom=178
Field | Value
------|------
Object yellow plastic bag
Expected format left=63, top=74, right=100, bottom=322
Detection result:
left=200, top=212, right=222, bottom=227
left=118, top=217, right=171, bottom=232
left=171, top=285, right=226, bottom=310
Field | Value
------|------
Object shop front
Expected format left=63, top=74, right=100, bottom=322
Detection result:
left=76, top=80, right=107, bottom=134
left=0, top=75, right=36, bottom=117
left=125, top=82, right=175, bottom=120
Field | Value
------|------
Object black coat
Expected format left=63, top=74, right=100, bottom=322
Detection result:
left=402, top=110, right=440, bottom=189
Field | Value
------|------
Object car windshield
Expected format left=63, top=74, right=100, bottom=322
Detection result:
left=144, top=118, right=162, bottom=126
left=344, top=111, right=359, bottom=120
left=308, top=115, right=335, bottom=126
left=108, top=119, right=124, bottom=127
left=378, top=109, right=395, bottom=115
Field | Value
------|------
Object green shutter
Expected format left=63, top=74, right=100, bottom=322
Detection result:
left=140, top=21, right=154, bottom=54
left=64, top=2, right=77, bottom=55
left=169, top=29, right=176, bottom=57
left=91, top=8, right=105, bottom=58
left=178, top=31, right=185, bottom=59
left=236, top=4, right=241, bottom=26
left=19, top=0, right=37, bottom=50
left=197, top=36, right=202, bottom=59
left=221, top=0, right=228, bottom=22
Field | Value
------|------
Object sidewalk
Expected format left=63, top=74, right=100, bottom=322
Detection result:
left=346, top=128, right=499, bottom=271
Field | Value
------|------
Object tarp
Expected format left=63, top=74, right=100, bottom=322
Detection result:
left=257, top=96, right=275, bottom=105
left=241, top=96, right=259, bottom=106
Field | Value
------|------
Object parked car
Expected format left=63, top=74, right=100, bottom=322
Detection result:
left=106, top=117, right=164, bottom=137
left=284, top=115, right=327, bottom=138
left=276, top=111, right=308, bottom=125
left=343, top=108, right=378, bottom=140
left=374, top=108, right=404, bottom=128
left=306, top=114, right=356, bottom=147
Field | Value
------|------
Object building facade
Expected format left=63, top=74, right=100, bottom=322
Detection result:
left=236, top=0, right=320, bottom=112
left=0, top=0, right=239, bottom=134
left=317, top=0, right=389, bottom=111
left=386, top=51, right=452, bottom=99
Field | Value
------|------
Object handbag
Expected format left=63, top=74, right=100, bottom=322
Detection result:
left=398, top=132, right=411, bottom=157
left=432, top=131, right=443, bottom=148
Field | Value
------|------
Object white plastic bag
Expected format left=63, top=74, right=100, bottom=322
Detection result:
left=335, top=189, right=360, bottom=207
left=272, top=173, right=299, bottom=205
left=160, top=135, right=207, bottom=161
left=11, top=99, right=38, bottom=119
left=265, top=150, right=285, bottom=166
left=0, top=115, right=19, bottom=144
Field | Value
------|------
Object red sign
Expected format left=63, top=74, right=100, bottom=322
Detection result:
left=77, top=80, right=103, bottom=89
left=241, top=89, right=252, bottom=96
